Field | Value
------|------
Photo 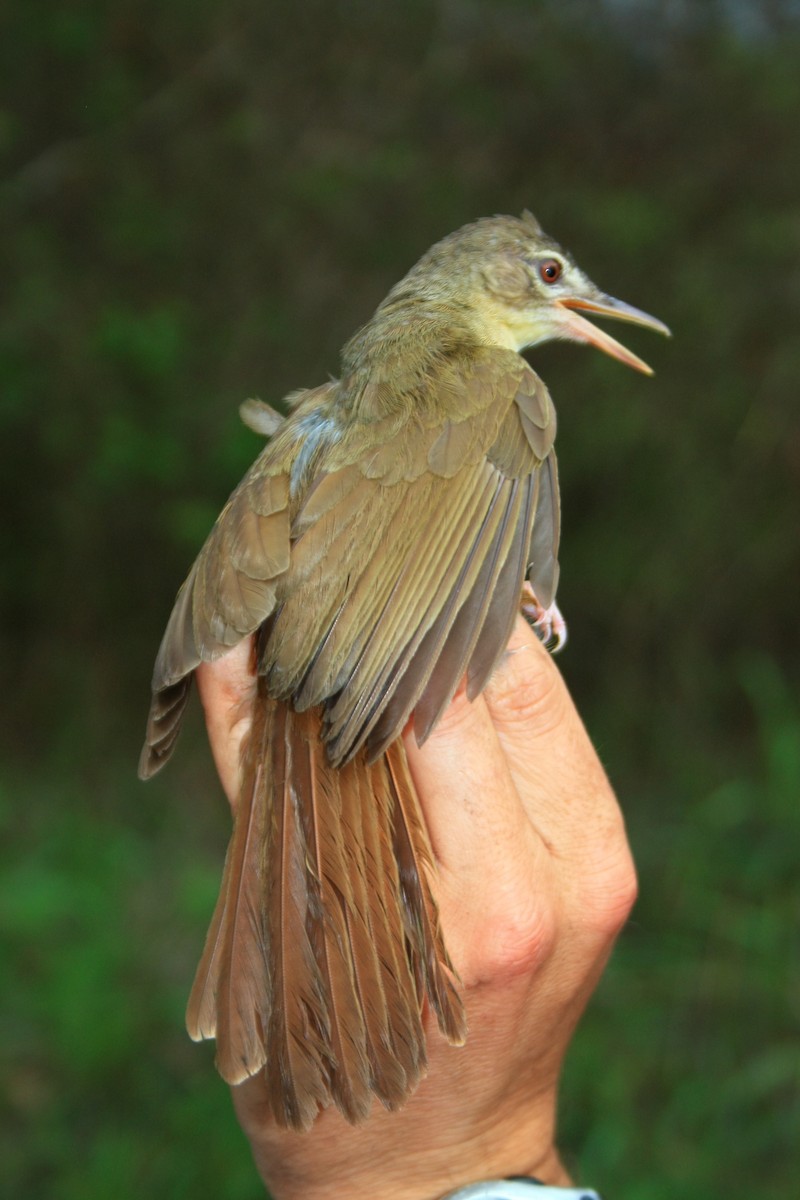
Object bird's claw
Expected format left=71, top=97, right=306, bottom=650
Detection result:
left=520, top=583, right=568, bottom=652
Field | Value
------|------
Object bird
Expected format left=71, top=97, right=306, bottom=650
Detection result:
left=139, top=211, right=669, bottom=1131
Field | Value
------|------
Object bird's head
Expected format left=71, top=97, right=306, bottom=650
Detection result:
left=403, top=211, right=670, bottom=373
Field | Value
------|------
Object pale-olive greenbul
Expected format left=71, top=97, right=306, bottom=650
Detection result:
left=139, top=211, right=669, bottom=1130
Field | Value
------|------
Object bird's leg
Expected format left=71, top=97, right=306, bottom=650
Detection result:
left=520, top=582, right=568, bottom=652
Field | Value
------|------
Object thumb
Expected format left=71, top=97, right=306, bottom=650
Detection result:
left=195, top=637, right=256, bottom=807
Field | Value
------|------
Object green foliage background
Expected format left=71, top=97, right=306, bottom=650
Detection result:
left=2, top=2, right=798, bottom=1196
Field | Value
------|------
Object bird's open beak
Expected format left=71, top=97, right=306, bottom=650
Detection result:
left=556, top=295, right=671, bottom=375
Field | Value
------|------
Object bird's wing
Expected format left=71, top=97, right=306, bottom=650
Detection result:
left=261, top=349, right=560, bottom=765
left=137, top=381, right=328, bottom=779
left=139, top=353, right=560, bottom=777
left=138, top=464, right=293, bottom=777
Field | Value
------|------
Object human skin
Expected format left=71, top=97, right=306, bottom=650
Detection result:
left=195, top=615, right=638, bottom=1200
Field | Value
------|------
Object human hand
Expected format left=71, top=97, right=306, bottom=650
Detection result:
left=196, top=615, right=637, bottom=1200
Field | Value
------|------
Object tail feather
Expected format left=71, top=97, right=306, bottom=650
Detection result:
left=263, top=704, right=336, bottom=1129
left=291, top=710, right=372, bottom=1125
left=360, top=757, right=428, bottom=1091
left=337, top=757, right=412, bottom=1107
left=186, top=690, right=464, bottom=1129
left=185, top=689, right=272, bottom=1079
left=385, top=741, right=467, bottom=1048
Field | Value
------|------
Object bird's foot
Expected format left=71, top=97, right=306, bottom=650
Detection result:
left=520, top=582, right=568, bottom=652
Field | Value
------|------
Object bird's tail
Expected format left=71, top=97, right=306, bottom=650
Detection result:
left=185, top=680, right=465, bottom=1130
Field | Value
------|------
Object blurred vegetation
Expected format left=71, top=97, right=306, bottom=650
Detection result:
left=2, top=1, right=799, bottom=1197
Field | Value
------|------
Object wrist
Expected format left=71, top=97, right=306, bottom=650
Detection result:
left=233, top=1015, right=567, bottom=1200
left=230, top=949, right=586, bottom=1200
left=245, top=1124, right=567, bottom=1200
left=522, top=1147, right=572, bottom=1188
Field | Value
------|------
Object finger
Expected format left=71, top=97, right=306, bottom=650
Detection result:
left=485, top=618, right=615, bottom=811
left=405, top=686, right=541, bottom=875
left=484, top=618, right=634, bottom=903
left=196, top=638, right=256, bottom=806
left=403, top=685, right=552, bottom=976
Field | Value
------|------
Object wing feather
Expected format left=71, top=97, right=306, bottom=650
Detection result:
left=527, top=450, right=561, bottom=610
left=467, top=470, right=539, bottom=698
left=411, top=472, right=529, bottom=745
left=321, top=463, right=501, bottom=763
left=366, top=473, right=524, bottom=758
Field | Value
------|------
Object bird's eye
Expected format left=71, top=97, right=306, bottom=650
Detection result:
left=539, top=259, right=562, bottom=284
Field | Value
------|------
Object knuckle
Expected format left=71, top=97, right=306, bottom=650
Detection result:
left=485, top=643, right=568, bottom=735
left=465, top=893, right=559, bottom=986
left=573, top=838, right=638, bottom=940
